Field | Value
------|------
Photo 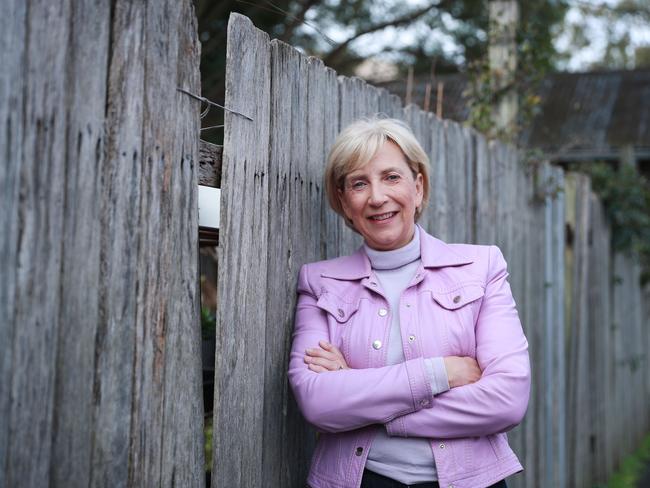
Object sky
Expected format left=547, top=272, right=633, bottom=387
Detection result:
left=307, top=0, right=650, bottom=72
left=555, top=1, right=650, bottom=71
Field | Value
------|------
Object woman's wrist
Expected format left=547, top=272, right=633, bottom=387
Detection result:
left=425, top=357, right=450, bottom=395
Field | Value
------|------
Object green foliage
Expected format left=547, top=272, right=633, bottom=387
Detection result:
left=606, top=432, right=650, bottom=488
left=464, top=1, right=568, bottom=139
left=571, top=161, right=650, bottom=286
left=201, top=306, right=216, bottom=340
left=204, top=416, right=213, bottom=472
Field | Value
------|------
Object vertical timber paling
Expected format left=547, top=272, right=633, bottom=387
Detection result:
left=1, top=1, right=203, bottom=487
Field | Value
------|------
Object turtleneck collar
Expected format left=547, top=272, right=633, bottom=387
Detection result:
left=363, top=226, right=421, bottom=270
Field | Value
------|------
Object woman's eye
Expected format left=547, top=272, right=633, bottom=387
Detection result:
left=351, top=181, right=367, bottom=190
left=386, top=174, right=400, bottom=182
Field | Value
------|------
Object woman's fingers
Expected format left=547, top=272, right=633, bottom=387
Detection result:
left=304, top=354, right=342, bottom=372
left=444, top=356, right=482, bottom=388
left=305, top=342, right=350, bottom=370
left=314, top=341, right=345, bottom=361
left=304, top=341, right=349, bottom=372
left=308, top=363, right=328, bottom=373
left=317, top=341, right=349, bottom=368
left=305, top=347, right=338, bottom=361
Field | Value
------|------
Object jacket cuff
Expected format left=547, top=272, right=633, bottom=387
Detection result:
left=385, top=415, right=406, bottom=437
left=403, top=357, right=434, bottom=411
left=425, top=357, right=450, bottom=395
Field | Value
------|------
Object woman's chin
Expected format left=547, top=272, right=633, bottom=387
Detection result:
left=364, top=230, right=409, bottom=251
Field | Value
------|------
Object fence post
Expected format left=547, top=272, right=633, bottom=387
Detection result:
left=1, top=1, right=204, bottom=486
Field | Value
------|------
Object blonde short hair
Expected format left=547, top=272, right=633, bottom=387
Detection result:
left=324, top=117, right=430, bottom=227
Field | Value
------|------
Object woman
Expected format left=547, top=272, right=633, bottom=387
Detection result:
left=288, top=118, right=530, bottom=488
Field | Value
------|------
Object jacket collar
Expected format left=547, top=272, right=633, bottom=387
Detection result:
left=320, top=225, right=473, bottom=280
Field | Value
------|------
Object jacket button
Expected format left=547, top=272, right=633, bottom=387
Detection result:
left=439, top=443, right=445, bottom=449
left=369, top=281, right=377, bottom=287
left=372, top=340, right=382, bottom=350
left=337, top=308, right=344, bottom=318
left=453, top=295, right=461, bottom=303
left=355, top=447, right=363, bottom=456
left=420, top=399, right=429, bottom=407
left=408, top=334, right=415, bottom=342
left=378, top=308, right=388, bottom=317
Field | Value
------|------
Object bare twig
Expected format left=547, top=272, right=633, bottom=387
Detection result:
left=436, top=82, right=444, bottom=118
left=236, top=0, right=336, bottom=45
left=406, top=67, right=414, bottom=105
left=424, top=83, right=432, bottom=112
left=323, top=1, right=450, bottom=65
left=279, top=0, right=321, bottom=41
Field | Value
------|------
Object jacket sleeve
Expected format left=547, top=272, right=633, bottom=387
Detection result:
left=385, top=245, right=531, bottom=439
left=288, top=264, right=436, bottom=434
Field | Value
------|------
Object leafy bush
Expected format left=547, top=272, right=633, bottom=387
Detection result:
left=201, top=306, right=216, bottom=340
left=572, top=161, right=650, bottom=286
left=606, top=433, right=650, bottom=488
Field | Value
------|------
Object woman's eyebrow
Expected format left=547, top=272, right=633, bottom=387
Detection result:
left=381, top=166, right=406, bottom=174
left=346, top=171, right=368, bottom=180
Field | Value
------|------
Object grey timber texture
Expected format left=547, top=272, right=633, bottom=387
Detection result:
left=216, top=13, right=650, bottom=488
left=213, top=12, right=271, bottom=488
left=0, top=1, right=203, bottom=487
left=199, top=142, right=223, bottom=187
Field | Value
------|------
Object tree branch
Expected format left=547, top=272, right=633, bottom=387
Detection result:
left=279, top=0, right=322, bottom=41
left=322, top=0, right=451, bottom=66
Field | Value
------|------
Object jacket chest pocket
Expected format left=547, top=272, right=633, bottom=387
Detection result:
left=430, top=283, right=485, bottom=356
left=316, top=293, right=362, bottom=365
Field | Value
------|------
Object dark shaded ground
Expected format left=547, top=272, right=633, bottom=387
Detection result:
left=638, top=462, right=650, bottom=488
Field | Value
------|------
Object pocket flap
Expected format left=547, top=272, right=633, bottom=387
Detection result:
left=316, top=293, right=360, bottom=323
left=431, top=283, right=485, bottom=310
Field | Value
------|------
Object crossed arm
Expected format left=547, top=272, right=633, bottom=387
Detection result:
left=304, top=340, right=480, bottom=389
left=288, top=246, right=531, bottom=438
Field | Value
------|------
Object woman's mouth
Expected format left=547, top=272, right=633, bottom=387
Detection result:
left=368, top=211, right=397, bottom=221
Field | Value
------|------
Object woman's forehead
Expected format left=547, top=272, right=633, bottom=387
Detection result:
left=343, top=141, right=409, bottom=177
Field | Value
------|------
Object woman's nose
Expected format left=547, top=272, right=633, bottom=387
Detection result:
left=368, top=183, right=387, bottom=206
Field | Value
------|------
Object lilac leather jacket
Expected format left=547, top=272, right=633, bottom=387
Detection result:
left=288, top=228, right=531, bottom=488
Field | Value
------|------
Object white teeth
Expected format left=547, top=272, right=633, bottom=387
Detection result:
left=370, top=212, right=395, bottom=221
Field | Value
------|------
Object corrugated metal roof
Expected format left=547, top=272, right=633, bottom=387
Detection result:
left=527, top=69, right=650, bottom=158
left=380, top=69, right=650, bottom=160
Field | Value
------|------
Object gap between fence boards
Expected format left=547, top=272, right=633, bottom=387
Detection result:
left=199, top=140, right=222, bottom=246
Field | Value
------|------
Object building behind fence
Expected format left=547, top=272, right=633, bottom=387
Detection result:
left=215, top=13, right=650, bottom=488
left=2, top=5, right=649, bottom=488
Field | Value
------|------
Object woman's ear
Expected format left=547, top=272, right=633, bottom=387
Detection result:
left=414, top=172, right=424, bottom=208
left=337, top=188, right=350, bottom=219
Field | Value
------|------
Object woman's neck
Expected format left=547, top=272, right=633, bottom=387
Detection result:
left=364, top=226, right=421, bottom=270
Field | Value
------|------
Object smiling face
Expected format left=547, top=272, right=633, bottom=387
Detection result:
left=338, top=140, right=423, bottom=251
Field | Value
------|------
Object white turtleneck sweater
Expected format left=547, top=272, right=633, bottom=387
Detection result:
left=364, top=226, right=450, bottom=483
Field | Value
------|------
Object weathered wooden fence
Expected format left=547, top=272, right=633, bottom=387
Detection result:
left=1, top=1, right=204, bottom=487
left=215, top=13, right=650, bottom=488
left=3, top=6, right=649, bottom=488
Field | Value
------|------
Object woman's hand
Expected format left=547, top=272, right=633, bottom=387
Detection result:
left=443, top=356, right=482, bottom=388
left=304, top=341, right=349, bottom=373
